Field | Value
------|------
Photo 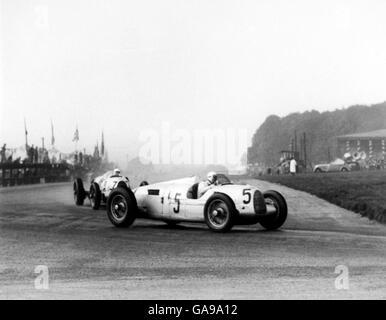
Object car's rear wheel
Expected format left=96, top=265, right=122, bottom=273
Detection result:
left=341, top=167, right=348, bottom=172
left=314, top=168, right=322, bottom=173
left=89, top=182, right=101, bottom=210
left=204, top=194, right=235, bottom=232
left=73, top=178, right=86, bottom=206
left=107, top=187, right=137, bottom=228
left=259, top=190, right=287, bottom=230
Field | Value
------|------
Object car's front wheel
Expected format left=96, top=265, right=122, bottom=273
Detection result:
left=107, top=187, right=137, bottom=228
left=259, top=190, right=287, bottom=230
left=204, top=194, right=236, bottom=232
left=73, top=178, right=86, bottom=206
left=89, top=182, right=102, bottom=210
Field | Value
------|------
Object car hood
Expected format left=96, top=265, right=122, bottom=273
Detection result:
left=314, top=164, right=329, bottom=169
left=212, top=184, right=254, bottom=193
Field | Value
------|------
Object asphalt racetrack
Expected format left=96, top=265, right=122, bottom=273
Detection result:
left=1, top=180, right=385, bottom=299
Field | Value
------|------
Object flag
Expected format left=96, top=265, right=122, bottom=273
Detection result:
left=51, top=119, right=55, bottom=146
left=101, top=131, right=105, bottom=156
left=73, top=125, right=79, bottom=142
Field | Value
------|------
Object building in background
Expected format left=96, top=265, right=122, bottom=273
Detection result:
left=337, top=129, right=386, bottom=161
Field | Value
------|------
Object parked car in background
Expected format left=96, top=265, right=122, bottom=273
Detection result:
left=313, top=158, right=360, bottom=173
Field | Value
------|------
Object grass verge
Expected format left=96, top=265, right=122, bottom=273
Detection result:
left=257, top=171, right=386, bottom=223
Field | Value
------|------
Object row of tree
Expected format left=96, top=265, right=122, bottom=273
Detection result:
left=248, top=102, right=386, bottom=168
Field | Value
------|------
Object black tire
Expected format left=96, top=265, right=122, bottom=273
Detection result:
left=73, top=178, right=86, bottom=206
left=204, top=194, right=236, bottom=232
left=139, top=181, right=149, bottom=187
left=341, top=167, right=348, bottom=172
left=106, top=187, right=137, bottom=228
left=260, top=190, right=287, bottom=230
left=314, top=168, right=322, bottom=173
left=89, top=182, right=102, bottom=210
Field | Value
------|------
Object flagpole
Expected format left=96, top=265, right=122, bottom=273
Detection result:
left=101, top=130, right=105, bottom=160
left=24, top=117, right=28, bottom=150
left=73, top=124, right=79, bottom=153
left=51, top=118, right=55, bottom=148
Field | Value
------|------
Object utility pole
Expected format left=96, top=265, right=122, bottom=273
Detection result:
left=41, top=137, right=45, bottom=150
left=294, top=130, right=297, bottom=153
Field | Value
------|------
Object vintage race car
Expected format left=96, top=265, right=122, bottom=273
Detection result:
left=103, top=174, right=288, bottom=232
left=73, top=170, right=130, bottom=209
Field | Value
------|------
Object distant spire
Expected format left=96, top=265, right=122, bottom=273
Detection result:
left=72, top=125, right=79, bottom=142
left=101, top=131, right=105, bottom=156
left=94, top=141, right=100, bottom=158
left=51, top=119, right=55, bottom=146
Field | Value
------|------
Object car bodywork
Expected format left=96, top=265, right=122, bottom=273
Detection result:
left=133, top=176, right=275, bottom=224
left=73, top=170, right=131, bottom=208
left=92, top=170, right=130, bottom=200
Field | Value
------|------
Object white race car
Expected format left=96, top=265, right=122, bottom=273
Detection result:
left=73, top=170, right=131, bottom=210
left=103, top=173, right=288, bottom=232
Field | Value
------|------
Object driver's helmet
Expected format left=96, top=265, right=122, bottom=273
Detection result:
left=207, top=171, right=217, bottom=184
left=113, top=168, right=121, bottom=176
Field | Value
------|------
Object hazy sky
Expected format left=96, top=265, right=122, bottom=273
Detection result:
left=1, top=0, right=386, bottom=165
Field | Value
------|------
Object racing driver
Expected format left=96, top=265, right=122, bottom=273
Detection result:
left=198, top=171, right=218, bottom=198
